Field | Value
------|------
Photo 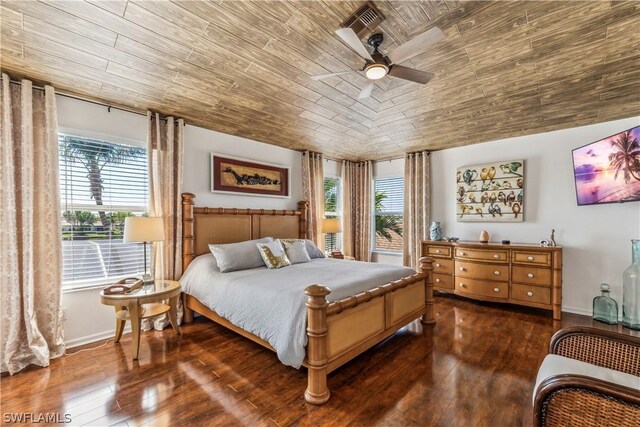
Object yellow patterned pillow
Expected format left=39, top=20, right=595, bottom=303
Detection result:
left=257, top=240, right=291, bottom=269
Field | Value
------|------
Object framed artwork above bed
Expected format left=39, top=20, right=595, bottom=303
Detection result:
left=210, top=153, right=290, bottom=198
left=456, top=159, right=525, bottom=222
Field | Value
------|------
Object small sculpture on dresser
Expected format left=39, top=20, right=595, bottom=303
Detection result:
left=549, top=229, right=556, bottom=247
left=479, top=230, right=489, bottom=243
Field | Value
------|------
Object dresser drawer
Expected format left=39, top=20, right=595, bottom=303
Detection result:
left=425, top=245, right=452, bottom=258
left=512, top=251, right=551, bottom=266
left=511, top=284, right=551, bottom=305
left=455, top=248, right=509, bottom=262
left=433, top=259, right=453, bottom=274
left=455, top=277, right=508, bottom=299
left=433, top=273, right=454, bottom=291
left=512, top=266, right=551, bottom=286
left=455, top=261, right=509, bottom=281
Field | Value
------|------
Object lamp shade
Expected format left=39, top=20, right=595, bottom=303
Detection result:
left=322, top=217, right=342, bottom=234
left=123, top=217, right=164, bottom=243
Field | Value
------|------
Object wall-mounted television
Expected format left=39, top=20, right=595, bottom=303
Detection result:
left=572, top=125, right=640, bottom=206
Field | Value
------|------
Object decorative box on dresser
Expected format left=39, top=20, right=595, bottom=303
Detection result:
left=421, top=241, right=563, bottom=320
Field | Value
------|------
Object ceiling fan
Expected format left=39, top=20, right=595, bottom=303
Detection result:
left=311, top=27, right=445, bottom=99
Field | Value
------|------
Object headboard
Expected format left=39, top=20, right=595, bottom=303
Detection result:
left=181, top=193, right=308, bottom=271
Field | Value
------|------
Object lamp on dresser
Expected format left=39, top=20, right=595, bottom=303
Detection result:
left=123, top=216, right=164, bottom=283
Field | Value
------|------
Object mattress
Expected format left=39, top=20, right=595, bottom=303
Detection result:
left=180, top=253, right=416, bottom=368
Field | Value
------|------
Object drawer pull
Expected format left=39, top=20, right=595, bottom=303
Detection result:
left=527, top=273, right=534, bottom=278
left=459, top=267, right=465, bottom=271
left=527, top=291, right=534, bottom=297
left=435, top=278, right=441, bottom=283
left=493, top=288, right=500, bottom=293
left=459, top=283, right=466, bottom=288
left=494, top=271, right=500, bottom=276
left=459, top=251, right=465, bottom=256
left=527, top=256, right=535, bottom=261
left=493, top=254, right=500, bottom=259
left=435, top=263, right=441, bottom=268
left=436, top=249, right=441, bottom=253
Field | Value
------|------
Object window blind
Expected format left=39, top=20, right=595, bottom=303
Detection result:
left=374, top=177, right=404, bottom=252
left=59, top=134, right=149, bottom=288
left=323, top=177, right=342, bottom=251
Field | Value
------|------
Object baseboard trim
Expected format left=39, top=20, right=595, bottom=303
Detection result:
left=562, top=306, right=591, bottom=317
left=65, top=327, right=130, bottom=349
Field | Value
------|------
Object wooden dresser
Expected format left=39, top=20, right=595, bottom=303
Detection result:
left=421, top=241, right=563, bottom=319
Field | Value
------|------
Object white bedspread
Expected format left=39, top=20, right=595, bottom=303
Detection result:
left=180, top=254, right=416, bottom=368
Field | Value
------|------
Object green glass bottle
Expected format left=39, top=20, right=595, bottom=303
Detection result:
left=622, top=239, right=640, bottom=330
left=592, top=283, right=618, bottom=325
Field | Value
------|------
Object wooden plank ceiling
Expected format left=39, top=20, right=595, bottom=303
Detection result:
left=1, top=1, right=639, bottom=160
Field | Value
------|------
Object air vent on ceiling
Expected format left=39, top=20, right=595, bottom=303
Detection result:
left=340, top=1, right=385, bottom=38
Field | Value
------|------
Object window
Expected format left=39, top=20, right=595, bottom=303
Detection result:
left=59, top=134, right=148, bottom=289
left=323, top=177, right=342, bottom=251
left=374, top=177, right=404, bottom=252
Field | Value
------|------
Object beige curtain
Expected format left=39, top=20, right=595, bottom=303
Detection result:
left=403, top=151, right=431, bottom=269
left=146, top=112, right=184, bottom=330
left=340, top=160, right=354, bottom=257
left=0, top=75, right=65, bottom=375
left=352, top=161, right=373, bottom=262
left=302, top=151, right=324, bottom=248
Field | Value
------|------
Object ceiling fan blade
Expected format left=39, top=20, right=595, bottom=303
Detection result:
left=335, top=28, right=374, bottom=62
left=388, top=65, right=434, bottom=84
left=387, top=27, right=445, bottom=65
left=310, top=71, right=357, bottom=81
left=358, top=82, right=374, bottom=99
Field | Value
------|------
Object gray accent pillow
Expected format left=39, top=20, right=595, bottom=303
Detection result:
left=281, top=239, right=311, bottom=264
left=304, top=239, right=325, bottom=259
left=208, top=237, right=273, bottom=272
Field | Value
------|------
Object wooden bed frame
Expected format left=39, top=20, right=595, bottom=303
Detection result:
left=180, top=192, right=435, bottom=404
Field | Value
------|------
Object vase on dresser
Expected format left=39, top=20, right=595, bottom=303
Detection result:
left=429, top=221, right=442, bottom=241
left=622, top=239, right=640, bottom=330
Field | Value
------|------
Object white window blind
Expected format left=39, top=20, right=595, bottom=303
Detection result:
left=59, top=134, right=149, bottom=289
left=374, top=177, right=404, bottom=252
left=323, top=177, right=342, bottom=251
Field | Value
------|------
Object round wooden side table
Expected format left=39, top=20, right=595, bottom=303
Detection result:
left=100, top=279, right=182, bottom=360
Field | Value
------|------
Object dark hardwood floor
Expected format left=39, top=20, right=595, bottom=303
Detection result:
left=2, top=295, right=637, bottom=426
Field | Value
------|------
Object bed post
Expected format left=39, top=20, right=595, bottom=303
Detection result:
left=298, top=200, right=308, bottom=239
left=304, top=284, right=331, bottom=405
left=182, top=192, right=195, bottom=323
left=419, top=256, right=435, bottom=325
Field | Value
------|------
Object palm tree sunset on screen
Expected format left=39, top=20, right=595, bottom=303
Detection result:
left=609, top=129, right=640, bottom=183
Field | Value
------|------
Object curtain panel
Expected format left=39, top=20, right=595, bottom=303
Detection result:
left=342, top=160, right=373, bottom=262
left=340, top=160, right=354, bottom=258
left=146, top=112, right=185, bottom=330
left=403, top=151, right=431, bottom=269
left=302, top=151, right=324, bottom=248
left=0, top=75, right=65, bottom=375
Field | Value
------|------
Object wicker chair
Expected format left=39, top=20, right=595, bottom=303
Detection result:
left=533, top=326, right=640, bottom=427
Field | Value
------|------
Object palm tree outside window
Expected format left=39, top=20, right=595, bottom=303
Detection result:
left=374, top=177, right=404, bottom=252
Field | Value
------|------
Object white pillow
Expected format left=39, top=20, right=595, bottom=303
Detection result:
left=208, top=237, right=273, bottom=272
left=282, top=239, right=311, bottom=264
left=257, top=240, right=291, bottom=269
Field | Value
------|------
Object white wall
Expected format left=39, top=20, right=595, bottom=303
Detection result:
left=57, top=96, right=304, bottom=347
left=431, top=116, right=640, bottom=316
left=183, top=125, right=303, bottom=210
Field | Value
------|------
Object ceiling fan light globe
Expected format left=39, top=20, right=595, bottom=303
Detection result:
left=365, top=64, right=387, bottom=80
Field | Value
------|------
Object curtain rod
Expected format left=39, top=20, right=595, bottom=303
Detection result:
left=1, top=75, right=161, bottom=119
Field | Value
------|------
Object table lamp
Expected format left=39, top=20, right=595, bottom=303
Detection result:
left=123, top=216, right=164, bottom=283
left=322, top=217, right=342, bottom=253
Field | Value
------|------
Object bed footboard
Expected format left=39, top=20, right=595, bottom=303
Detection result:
left=304, top=256, right=435, bottom=404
